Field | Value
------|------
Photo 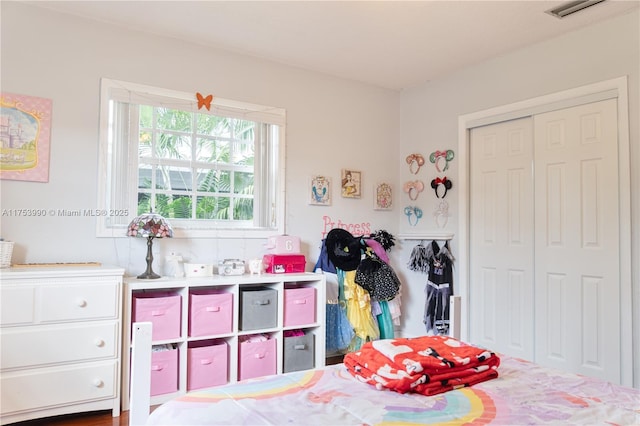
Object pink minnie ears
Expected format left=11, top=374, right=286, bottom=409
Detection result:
left=403, top=180, right=424, bottom=201
left=431, top=176, right=452, bottom=198
left=429, top=149, right=455, bottom=172
left=406, top=153, right=425, bottom=174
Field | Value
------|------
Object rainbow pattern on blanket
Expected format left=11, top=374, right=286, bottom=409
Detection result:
left=379, top=388, right=497, bottom=425
left=177, top=370, right=324, bottom=402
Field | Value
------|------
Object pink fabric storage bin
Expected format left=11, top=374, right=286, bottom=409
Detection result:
left=133, top=292, right=181, bottom=341
left=151, top=347, right=179, bottom=396
left=284, top=287, right=316, bottom=327
left=238, top=338, right=276, bottom=381
left=187, top=341, right=228, bottom=391
left=189, top=291, right=233, bottom=337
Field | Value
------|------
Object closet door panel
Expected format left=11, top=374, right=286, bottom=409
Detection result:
left=469, top=117, right=534, bottom=361
left=533, top=98, right=619, bottom=383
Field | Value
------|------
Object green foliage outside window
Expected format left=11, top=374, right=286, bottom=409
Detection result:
left=137, top=106, right=256, bottom=221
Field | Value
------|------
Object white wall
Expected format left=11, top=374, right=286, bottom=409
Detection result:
left=0, top=2, right=399, bottom=275
left=398, top=9, right=639, bottom=386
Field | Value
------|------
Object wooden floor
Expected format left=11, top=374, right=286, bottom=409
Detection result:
left=10, top=410, right=130, bottom=426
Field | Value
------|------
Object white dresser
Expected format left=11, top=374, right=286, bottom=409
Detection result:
left=0, top=265, right=124, bottom=425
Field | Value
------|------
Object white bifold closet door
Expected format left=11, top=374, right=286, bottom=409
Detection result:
left=469, top=99, right=622, bottom=384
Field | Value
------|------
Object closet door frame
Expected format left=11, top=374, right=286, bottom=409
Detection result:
left=457, top=76, right=632, bottom=387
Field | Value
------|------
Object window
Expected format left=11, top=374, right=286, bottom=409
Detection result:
left=97, top=79, right=286, bottom=238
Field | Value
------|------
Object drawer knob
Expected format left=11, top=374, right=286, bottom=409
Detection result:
left=93, top=378, right=104, bottom=388
left=94, top=338, right=105, bottom=347
left=76, top=298, right=88, bottom=308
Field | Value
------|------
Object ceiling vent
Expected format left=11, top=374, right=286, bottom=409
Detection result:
left=546, top=0, right=606, bottom=18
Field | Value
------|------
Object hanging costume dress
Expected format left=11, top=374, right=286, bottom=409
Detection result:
left=423, top=241, right=454, bottom=335
left=317, top=230, right=400, bottom=351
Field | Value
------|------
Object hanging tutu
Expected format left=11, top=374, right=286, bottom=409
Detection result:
left=340, top=269, right=379, bottom=351
left=408, top=242, right=430, bottom=273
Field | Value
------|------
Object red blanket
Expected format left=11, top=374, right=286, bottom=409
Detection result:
left=343, top=335, right=500, bottom=396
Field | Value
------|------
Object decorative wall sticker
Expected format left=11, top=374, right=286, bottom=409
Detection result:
left=429, top=149, right=455, bottom=172
left=310, top=175, right=331, bottom=206
left=0, top=92, right=52, bottom=182
left=196, top=92, right=213, bottom=110
left=405, top=153, right=425, bottom=174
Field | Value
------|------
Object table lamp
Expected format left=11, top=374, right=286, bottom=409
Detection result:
left=127, top=212, right=173, bottom=279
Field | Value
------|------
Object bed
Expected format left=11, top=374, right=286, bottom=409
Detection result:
left=145, top=349, right=639, bottom=425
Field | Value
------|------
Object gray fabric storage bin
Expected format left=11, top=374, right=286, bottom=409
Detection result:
left=239, top=287, right=277, bottom=330
left=283, top=334, right=315, bottom=373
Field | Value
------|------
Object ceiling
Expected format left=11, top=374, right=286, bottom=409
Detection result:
left=24, top=0, right=640, bottom=91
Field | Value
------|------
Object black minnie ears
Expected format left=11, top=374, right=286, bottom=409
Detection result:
left=431, top=177, right=452, bottom=198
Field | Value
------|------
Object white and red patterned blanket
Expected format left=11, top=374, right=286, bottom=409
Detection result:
left=343, top=335, right=500, bottom=396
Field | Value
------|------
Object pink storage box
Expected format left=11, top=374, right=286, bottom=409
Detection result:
left=150, top=347, right=178, bottom=396
left=283, top=287, right=316, bottom=327
left=187, top=341, right=228, bottom=391
left=265, top=235, right=301, bottom=254
left=263, top=254, right=306, bottom=274
left=238, top=338, right=276, bottom=381
left=133, top=292, right=181, bottom=341
left=189, top=291, right=233, bottom=337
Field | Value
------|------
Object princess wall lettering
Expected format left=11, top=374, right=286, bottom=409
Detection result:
left=321, top=215, right=371, bottom=238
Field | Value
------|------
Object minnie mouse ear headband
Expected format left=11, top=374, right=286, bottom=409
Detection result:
left=431, top=177, right=452, bottom=198
left=403, top=180, right=424, bottom=201
left=429, top=150, right=455, bottom=172
left=325, top=228, right=362, bottom=271
left=406, top=153, right=425, bottom=174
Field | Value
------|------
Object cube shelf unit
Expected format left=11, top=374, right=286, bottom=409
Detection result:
left=121, top=272, right=326, bottom=410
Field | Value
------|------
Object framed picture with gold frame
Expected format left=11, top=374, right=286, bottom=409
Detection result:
left=374, top=182, right=392, bottom=210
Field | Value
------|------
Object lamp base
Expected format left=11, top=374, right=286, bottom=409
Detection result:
left=137, top=271, right=161, bottom=279
left=137, top=235, right=161, bottom=279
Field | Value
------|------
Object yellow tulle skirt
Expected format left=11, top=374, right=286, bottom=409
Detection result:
left=341, top=270, right=379, bottom=350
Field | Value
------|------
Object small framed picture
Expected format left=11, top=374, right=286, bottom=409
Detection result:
left=374, top=182, right=393, bottom=210
left=341, top=169, right=361, bottom=198
left=310, top=175, right=331, bottom=206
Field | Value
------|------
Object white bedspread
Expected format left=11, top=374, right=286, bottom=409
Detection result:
left=147, top=355, right=640, bottom=425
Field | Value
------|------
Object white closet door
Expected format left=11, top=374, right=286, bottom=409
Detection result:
left=533, top=99, right=620, bottom=383
left=469, top=117, right=535, bottom=361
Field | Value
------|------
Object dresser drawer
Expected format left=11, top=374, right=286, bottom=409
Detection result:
left=0, top=286, right=36, bottom=326
left=40, top=282, right=119, bottom=323
left=0, top=361, right=117, bottom=415
left=1, top=322, right=118, bottom=370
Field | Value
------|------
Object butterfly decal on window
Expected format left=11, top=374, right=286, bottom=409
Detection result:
left=196, top=92, right=213, bottom=111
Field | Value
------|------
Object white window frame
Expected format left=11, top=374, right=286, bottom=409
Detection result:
left=96, top=78, right=286, bottom=238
